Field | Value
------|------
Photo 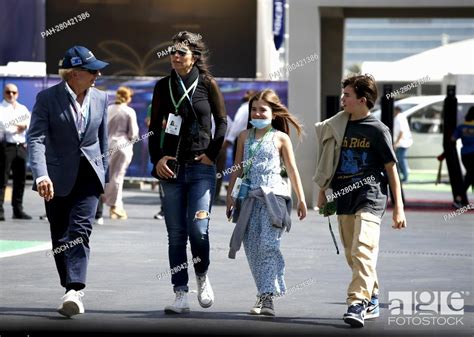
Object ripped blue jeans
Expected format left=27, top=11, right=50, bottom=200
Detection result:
left=161, top=162, right=216, bottom=292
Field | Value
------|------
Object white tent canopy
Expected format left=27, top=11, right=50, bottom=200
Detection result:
left=361, top=38, right=474, bottom=82
left=0, top=61, right=47, bottom=77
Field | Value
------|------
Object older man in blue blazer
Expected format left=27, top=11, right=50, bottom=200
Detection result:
left=28, top=46, right=109, bottom=318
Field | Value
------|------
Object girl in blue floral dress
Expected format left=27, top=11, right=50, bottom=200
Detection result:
left=226, top=89, right=307, bottom=316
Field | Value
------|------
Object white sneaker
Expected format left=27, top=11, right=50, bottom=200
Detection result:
left=57, top=290, right=85, bottom=317
left=196, top=274, right=214, bottom=308
left=95, top=217, right=104, bottom=225
left=164, top=291, right=190, bottom=314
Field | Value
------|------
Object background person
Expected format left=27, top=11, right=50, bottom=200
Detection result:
left=145, top=103, right=165, bottom=220
left=213, top=114, right=232, bottom=205
left=0, top=83, right=31, bottom=220
left=452, top=106, right=474, bottom=207
left=148, top=31, right=227, bottom=314
left=27, top=45, right=109, bottom=318
left=214, top=91, right=256, bottom=206
left=224, top=90, right=256, bottom=162
left=393, top=106, right=413, bottom=183
left=0, top=112, right=4, bottom=220
left=94, top=198, right=104, bottom=225
left=104, top=86, right=139, bottom=219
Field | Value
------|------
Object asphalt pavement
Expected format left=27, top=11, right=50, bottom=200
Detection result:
left=0, top=184, right=472, bottom=337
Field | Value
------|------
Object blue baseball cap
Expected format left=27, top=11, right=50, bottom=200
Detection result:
left=59, top=45, right=109, bottom=70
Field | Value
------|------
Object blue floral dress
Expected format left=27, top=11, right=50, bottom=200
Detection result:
left=242, top=128, right=288, bottom=296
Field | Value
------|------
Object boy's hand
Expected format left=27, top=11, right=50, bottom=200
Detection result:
left=392, top=206, right=407, bottom=229
left=384, top=161, right=407, bottom=230
left=319, top=201, right=336, bottom=217
left=317, top=190, right=327, bottom=209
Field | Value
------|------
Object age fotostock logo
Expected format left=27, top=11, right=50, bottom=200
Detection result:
left=388, top=291, right=467, bottom=326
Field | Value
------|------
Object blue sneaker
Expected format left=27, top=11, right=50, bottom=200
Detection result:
left=343, top=302, right=366, bottom=328
left=365, top=294, right=379, bottom=319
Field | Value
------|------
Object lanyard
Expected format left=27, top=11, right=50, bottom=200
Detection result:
left=327, top=217, right=340, bottom=255
left=242, top=127, right=273, bottom=179
left=168, top=76, right=199, bottom=115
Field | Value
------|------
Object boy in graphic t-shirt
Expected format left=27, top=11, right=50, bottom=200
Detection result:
left=314, top=74, right=407, bottom=328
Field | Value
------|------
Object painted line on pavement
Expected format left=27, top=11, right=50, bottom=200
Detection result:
left=0, top=240, right=51, bottom=258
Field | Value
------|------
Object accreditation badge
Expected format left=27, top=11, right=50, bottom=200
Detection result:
left=165, top=113, right=182, bottom=136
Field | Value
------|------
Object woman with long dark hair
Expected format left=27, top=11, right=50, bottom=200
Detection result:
left=148, top=31, right=227, bottom=313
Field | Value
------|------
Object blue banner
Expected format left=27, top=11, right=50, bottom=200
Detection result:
left=1, top=76, right=288, bottom=180
left=273, top=0, right=285, bottom=50
left=0, top=0, right=45, bottom=64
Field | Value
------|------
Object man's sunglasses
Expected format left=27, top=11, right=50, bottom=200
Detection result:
left=5, top=90, right=18, bottom=95
left=79, top=68, right=99, bottom=75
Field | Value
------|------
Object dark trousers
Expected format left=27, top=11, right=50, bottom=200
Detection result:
left=45, top=157, right=102, bottom=290
left=0, top=141, right=4, bottom=214
left=161, top=162, right=215, bottom=292
left=158, top=181, right=165, bottom=212
left=0, top=143, right=27, bottom=214
left=462, top=152, right=474, bottom=195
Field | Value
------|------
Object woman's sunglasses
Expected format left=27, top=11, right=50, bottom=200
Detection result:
left=170, top=47, right=191, bottom=57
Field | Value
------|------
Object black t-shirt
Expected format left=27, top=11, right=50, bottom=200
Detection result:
left=331, top=114, right=397, bottom=217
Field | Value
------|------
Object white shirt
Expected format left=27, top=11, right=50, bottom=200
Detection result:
left=225, top=115, right=233, bottom=140
left=65, top=82, right=91, bottom=137
left=0, top=99, right=30, bottom=144
left=394, top=113, right=413, bottom=148
left=225, top=102, right=249, bottom=144
left=0, top=105, right=4, bottom=141
left=211, top=116, right=233, bottom=142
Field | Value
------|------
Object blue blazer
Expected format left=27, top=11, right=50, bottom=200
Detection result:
left=27, top=81, right=109, bottom=197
